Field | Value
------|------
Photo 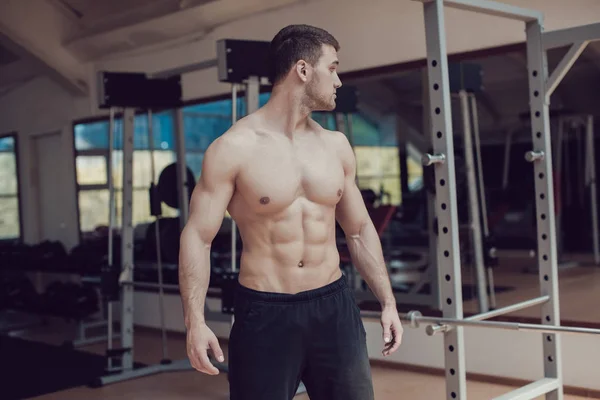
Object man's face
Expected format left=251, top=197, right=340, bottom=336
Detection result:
left=305, top=44, right=342, bottom=111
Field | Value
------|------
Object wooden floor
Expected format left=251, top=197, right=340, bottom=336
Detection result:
left=456, top=254, right=600, bottom=324
left=7, top=320, right=592, bottom=400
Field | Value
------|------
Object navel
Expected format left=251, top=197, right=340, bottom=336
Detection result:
left=260, top=196, right=270, bottom=205
left=298, top=260, right=304, bottom=268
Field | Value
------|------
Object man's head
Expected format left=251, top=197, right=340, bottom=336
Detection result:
left=269, top=24, right=342, bottom=111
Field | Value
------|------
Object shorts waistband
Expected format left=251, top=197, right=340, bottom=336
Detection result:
left=235, top=275, right=348, bottom=303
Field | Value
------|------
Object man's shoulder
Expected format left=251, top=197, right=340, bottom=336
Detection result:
left=207, top=122, right=255, bottom=154
left=320, top=128, right=353, bottom=156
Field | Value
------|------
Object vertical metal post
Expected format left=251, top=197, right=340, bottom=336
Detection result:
left=502, top=129, right=514, bottom=190
left=469, top=94, right=489, bottom=237
left=525, top=19, right=564, bottom=400
left=148, top=110, right=169, bottom=361
left=106, top=107, right=116, bottom=370
left=585, top=115, right=600, bottom=264
left=120, top=107, right=135, bottom=371
left=246, top=76, right=260, bottom=115
left=555, top=118, right=565, bottom=258
left=422, top=68, right=441, bottom=310
left=174, top=108, right=189, bottom=227
left=231, top=84, right=238, bottom=273
left=423, top=1, right=466, bottom=398
left=459, top=90, right=488, bottom=313
left=469, top=93, right=496, bottom=309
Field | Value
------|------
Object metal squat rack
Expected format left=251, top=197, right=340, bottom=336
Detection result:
left=406, top=1, right=600, bottom=399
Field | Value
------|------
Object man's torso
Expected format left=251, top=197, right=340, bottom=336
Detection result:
left=226, top=116, right=346, bottom=293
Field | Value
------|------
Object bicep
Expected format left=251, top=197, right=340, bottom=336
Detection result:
left=336, top=175, right=370, bottom=236
left=334, top=131, right=371, bottom=235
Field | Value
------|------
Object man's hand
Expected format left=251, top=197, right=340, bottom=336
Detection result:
left=186, top=322, right=224, bottom=375
left=380, top=306, right=403, bottom=356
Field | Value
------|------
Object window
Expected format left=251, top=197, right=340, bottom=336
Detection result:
left=0, top=133, right=22, bottom=241
left=73, top=93, right=272, bottom=235
left=74, top=112, right=178, bottom=234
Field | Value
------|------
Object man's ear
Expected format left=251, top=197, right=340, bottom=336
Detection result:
left=295, top=60, right=310, bottom=82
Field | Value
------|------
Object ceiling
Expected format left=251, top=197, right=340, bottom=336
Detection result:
left=0, top=0, right=306, bottom=96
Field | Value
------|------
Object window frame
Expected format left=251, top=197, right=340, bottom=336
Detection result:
left=0, top=131, right=24, bottom=244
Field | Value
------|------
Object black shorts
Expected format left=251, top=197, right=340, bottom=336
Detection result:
left=228, top=275, right=374, bottom=400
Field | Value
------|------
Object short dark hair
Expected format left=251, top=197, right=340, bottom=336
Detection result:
left=268, top=24, right=340, bottom=85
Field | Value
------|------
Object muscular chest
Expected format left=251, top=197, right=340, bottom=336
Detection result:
left=235, top=142, right=344, bottom=213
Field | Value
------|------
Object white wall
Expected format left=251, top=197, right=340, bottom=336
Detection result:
left=0, top=76, right=91, bottom=247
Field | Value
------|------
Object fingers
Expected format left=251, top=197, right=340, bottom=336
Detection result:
left=209, top=337, right=225, bottom=363
left=382, top=321, right=392, bottom=345
left=382, top=318, right=404, bottom=357
left=198, top=348, right=220, bottom=375
left=189, top=345, right=220, bottom=375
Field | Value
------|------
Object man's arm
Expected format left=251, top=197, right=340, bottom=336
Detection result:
left=179, top=133, right=242, bottom=373
left=334, top=133, right=395, bottom=310
left=179, top=134, right=238, bottom=327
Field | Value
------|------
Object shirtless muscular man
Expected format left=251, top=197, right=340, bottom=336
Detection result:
left=178, top=24, right=403, bottom=400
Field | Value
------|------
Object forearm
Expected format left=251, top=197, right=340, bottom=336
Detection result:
left=179, top=226, right=212, bottom=329
left=346, top=221, right=396, bottom=309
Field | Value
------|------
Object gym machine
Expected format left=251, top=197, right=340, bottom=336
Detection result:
left=93, top=71, right=195, bottom=385
left=410, top=1, right=600, bottom=399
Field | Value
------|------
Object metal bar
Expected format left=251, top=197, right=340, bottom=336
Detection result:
left=415, top=313, right=600, bottom=336
left=426, top=295, right=550, bottom=335
left=586, top=115, right=600, bottom=264
left=469, top=93, right=496, bottom=309
left=460, top=90, right=488, bottom=313
left=148, top=110, right=169, bottom=362
left=414, top=0, right=542, bottom=22
left=555, top=118, right=565, bottom=258
left=526, top=19, right=564, bottom=399
left=119, top=107, right=136, bottom=371
left=97, top=359, right=194, bottom=386
left=231, top=84, right=238, bottom=273
left=546, top=41, right=588, bottom=100
left=107, top=108, right=116, bottom=368
left=107, top=107, right=115, bottom=267
left=246, top=76, right=260, bottom=114
left=468, top=295, right=549, bottom=321
left=173, top=108, right=189, bottom=229
left=492, top=378, right=560, bottom=400
left=122, top=281, right=180, bottom=291
left=72, top=334, right=122, bottom=348
left=502, top=128, right=514, bottom=190
left=543, top=22, right=600, bottom=50
left=469, top=94, right=489, bottom=237
left=149, top=59, right=218, bottom=79
left=362, top=306, right=600, bottom=336
left=422, top=1, right=466, bottom=398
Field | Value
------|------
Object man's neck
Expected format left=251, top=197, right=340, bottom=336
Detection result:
left=261, top=84, right=312, bottom=137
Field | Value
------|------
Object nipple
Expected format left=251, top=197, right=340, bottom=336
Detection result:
left=260, top=196, right=270, bottom=205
